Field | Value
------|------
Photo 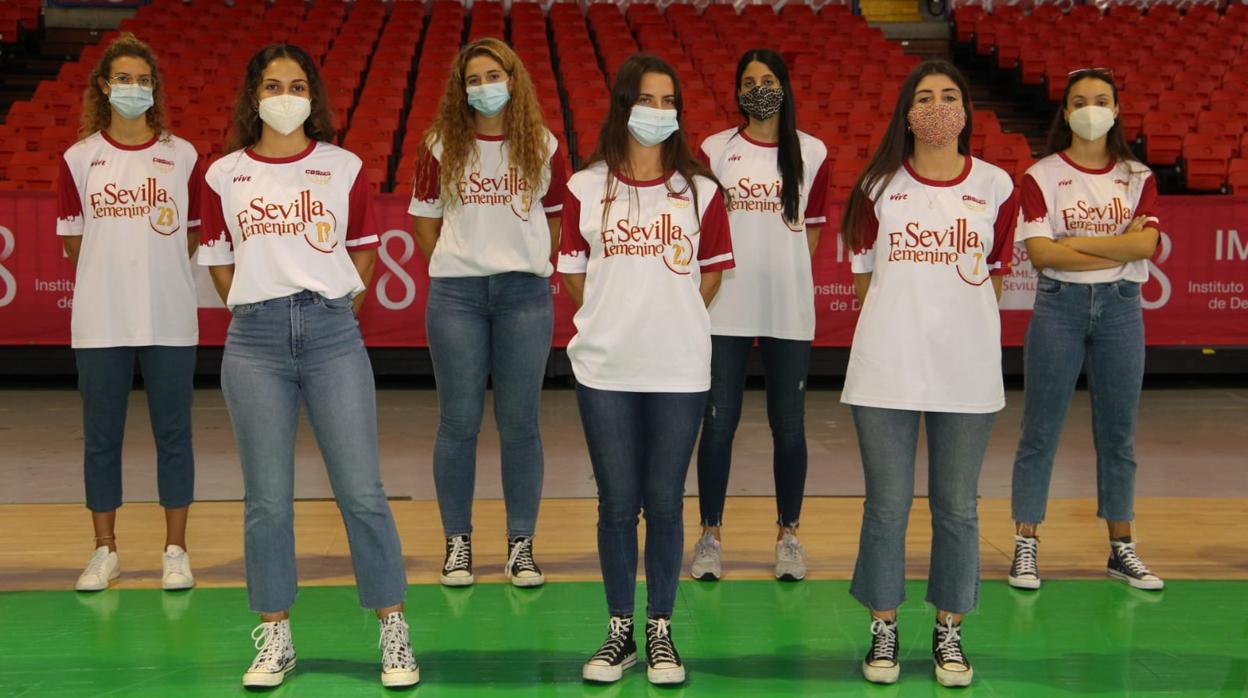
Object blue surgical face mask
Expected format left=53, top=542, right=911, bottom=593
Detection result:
left=627, top=105, right=679, bottom=147
left=109, top=84, right=154, bottom=120
left=466, top=81, right=510, bottom=117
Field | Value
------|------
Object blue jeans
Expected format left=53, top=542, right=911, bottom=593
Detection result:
left=1012, top=277, right=1145, bottom=524
left=76, top=345, right=196, bottom=513
left=576, top=385, right=707, bottom=617
left=426, top=273, right=553, bottom=539
left=697, top=335, right=810, bottom=527
left=221, top=291, right=406, bottom=614
left=849, top=406, right=995, bottom=615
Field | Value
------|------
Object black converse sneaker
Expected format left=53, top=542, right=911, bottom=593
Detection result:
left=378, top=611, right=420, bottom=687
left=505, top=536, right=545, bottom=588
left=1008, top=535, right=1041, bottom=589
left=1108, top=538, right=1164, bottom=590
left=644, top=616, right=686, bottom=685
left=582, top=616, right=637, bottom=683
left=932, top=616, right=973, bottom=687
left=440, top=534, right=473, bottom=587
left=862, top=618, right=899, bottom=684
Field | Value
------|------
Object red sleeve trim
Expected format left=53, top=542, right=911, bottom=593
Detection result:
left=198, top=178, right=232, bottom=250
left=804, top=155, right=831, bottom=225
left=187, top=156, right=206, bottom=230
left=345, top=168, right=381, bottom=249
left=990, top=189, right=1020, bottom=275
left=542, top=143, right=568, bottom=216
left=696, top=143, right=711, bottom=169
left=411, top=142, right=441, bottom=202
left=1019, top=174, right=1047, bottom=224
left=697, top=188, right=735, bottom=272
left=558, top=187, right=589, bottom=257
left=1136, top=174, right=1160, bottom=227
left=57, top=157, right=83, bottom=223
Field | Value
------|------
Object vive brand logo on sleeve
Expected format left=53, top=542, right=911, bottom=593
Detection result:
left=88, top=178, right=180, bottom=236
left=235, top=189, right=339, bottom=253
left=887, top=218, right=991, bottom=286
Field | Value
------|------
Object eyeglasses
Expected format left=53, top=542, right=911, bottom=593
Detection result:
left=109, top=74, right=155, bottom=89
left=1067, top=67, right=1114, bottom=77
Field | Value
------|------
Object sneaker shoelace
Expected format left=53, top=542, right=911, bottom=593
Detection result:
left=693, top=534, right=717, bottom=559
left=164, top=549, right=190, bottom=575
left=646, top=617, right=679, bottom=666
left=444, top=536, right=470, bottom=573
left=1013, top=536, right=1038, bottom=577
left=83, top=549, right=111, bottom=578
left=591, top=617, right=633, bottom=663
left=506, top=537, right=539, bottom=575
left=379, top=614, right=416, bottom=670
left=1113, top=541, right=1154, bottom=577
left=934, top=618, right=967, bottom=668
left=250, top=623, right=290, bottom=671
left=869, top=618, right=898, bottom=663
left=778, top=535, right=803, bottom=563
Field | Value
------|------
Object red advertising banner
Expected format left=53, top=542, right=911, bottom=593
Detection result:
left=1, top=191, right=1246, bottom=347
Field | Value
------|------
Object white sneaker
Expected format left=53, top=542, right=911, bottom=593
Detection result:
left=161, top=545, right=195, bottom=590
left=690, top=532, right=722, bottom=581
left=379, top=612, right=420, bottom=687
left=75, top=546, right=119, bottom=591
left=775, top=531, right=807, bottom=581
left=242, top=620, right=297, bottom=688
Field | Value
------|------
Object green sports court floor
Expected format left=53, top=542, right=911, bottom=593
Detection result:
left=2, top=579, right=1244, bottom=697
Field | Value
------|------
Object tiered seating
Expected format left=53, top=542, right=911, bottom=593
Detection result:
left=552, top=2, right=609, bottom=162
left=956, top=2, right=1248, bottom=192
left=0, top=0, right=40, bottom=43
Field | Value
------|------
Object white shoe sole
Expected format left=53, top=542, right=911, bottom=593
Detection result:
left=75, top=568, right=120, bottom=592
left=1008, top=574, right=1041, bottom=590
left=440, top=574, right=474, bottom=587
left=647, top=664, right=686, bottom=685
left=1108, top=569, right=1164, bottom=590
left=862, top=661, right=900, bottom=684
left=381, top=666, right=420, bottom=687
left=582, top=654, right=636, bottom=682
left=243, top=660, right=297, bottom=688
left=162, top=576, right=195, bottom=591
left=508, top=573, right=545, bottom=588
left=935, top=663, right=973, bottom=687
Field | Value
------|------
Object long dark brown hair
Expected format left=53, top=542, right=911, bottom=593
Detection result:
left=735, top=49, right=804, bottom=226
left=1046, top=69, right=1144, bottom=172
left=840, top=61, right=973, bottom=253
left=586, top=53, right=721, bottom=231
left=227, top=44, right=336, bottom=152
left=80, top=33, right=169, bottom=141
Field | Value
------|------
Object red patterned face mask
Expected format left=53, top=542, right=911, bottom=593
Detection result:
left=907, top=101, right=966, bottom=148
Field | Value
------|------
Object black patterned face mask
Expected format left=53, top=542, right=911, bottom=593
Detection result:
left=739, top=85, right=784, bottom=121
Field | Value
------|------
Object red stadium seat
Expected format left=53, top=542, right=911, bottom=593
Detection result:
left=1182, top=143, right=1233, bottom=192
left=1228, top=159, right=1248, bottom=194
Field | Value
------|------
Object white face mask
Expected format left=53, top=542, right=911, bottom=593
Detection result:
left=258, top=94, right=311, bottom=136
left=1068, top=105, right=1116, bottom=142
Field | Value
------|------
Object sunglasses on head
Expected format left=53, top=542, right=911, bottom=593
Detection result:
left=1067, top=67, right=1115, bottom=77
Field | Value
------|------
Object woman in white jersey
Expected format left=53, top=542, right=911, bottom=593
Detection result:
left=198, top=44, right=417, bottom=689
left=410, top=38, right=565, bottom=589
left=693, top=48, right=829, bottom=583
left=1007, top=68, right=1164, bottom=592
left=560, top=54, right=733, bottom=686
left=840, top=61, right=1017, bottom=688
left=57, top=33, right=201, bottom=594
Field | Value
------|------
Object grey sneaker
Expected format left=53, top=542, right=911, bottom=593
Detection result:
left=690, top=532, right=722, bottom=581
left=775, top=531, right=807, bottom=581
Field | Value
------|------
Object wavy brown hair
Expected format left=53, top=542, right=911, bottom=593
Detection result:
left=421, top=38, right=551, bottom=209
left=227, top=44, right=336, bottom=152
left=79, top=33, right=169, bottom=141
left=586, top=53, right=721, bottom=232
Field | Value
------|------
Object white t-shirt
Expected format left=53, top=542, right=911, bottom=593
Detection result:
left=557, top=163, right=735, bottom=392
left=57, top=131, right=204, bottom=349
left=1016, top=152, right=1161, bottom=284
left=408, top=131, right=567, bottom=278
left=198, top=141, right=380, bottom=308
left=700, top=128, right=830, bottom=340
left=842, top=156, right=1018, bottom=414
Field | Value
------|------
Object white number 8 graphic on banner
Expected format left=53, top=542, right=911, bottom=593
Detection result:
left=1143, top=231, right=1172, bottom=311
left=0, top=226, right=16, bottom=308
left=376, top=229, right=417, bottom=310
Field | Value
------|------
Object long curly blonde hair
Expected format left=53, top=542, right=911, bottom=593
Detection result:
left=79, top=33, right=169, bottom=141
left=422, top=38, right=551, bottom=208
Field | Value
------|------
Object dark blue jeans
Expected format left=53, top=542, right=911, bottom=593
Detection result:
left=697, top=335, right=810, bottom=527
left=576, top=385, right=707, bottom=617
left=1012, top=277, right=1145, bottom=524
left=426, top=272, right=553, bottom=538
left=76, top=345, right=196, bottom=513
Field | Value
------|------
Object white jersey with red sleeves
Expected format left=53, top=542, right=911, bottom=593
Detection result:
left=557, top=163, right=735, bottom=392
left=699, top=128, right=830, bottom=340
left=843, top=156, right=1018, bottom=414
left=197, top=141, right=380, bottom=308
left=408, top=130, right=567, bottom=278
left=57, top=131, right=204, bottom=349
left=1016, top=152, right=1160, bottom=284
